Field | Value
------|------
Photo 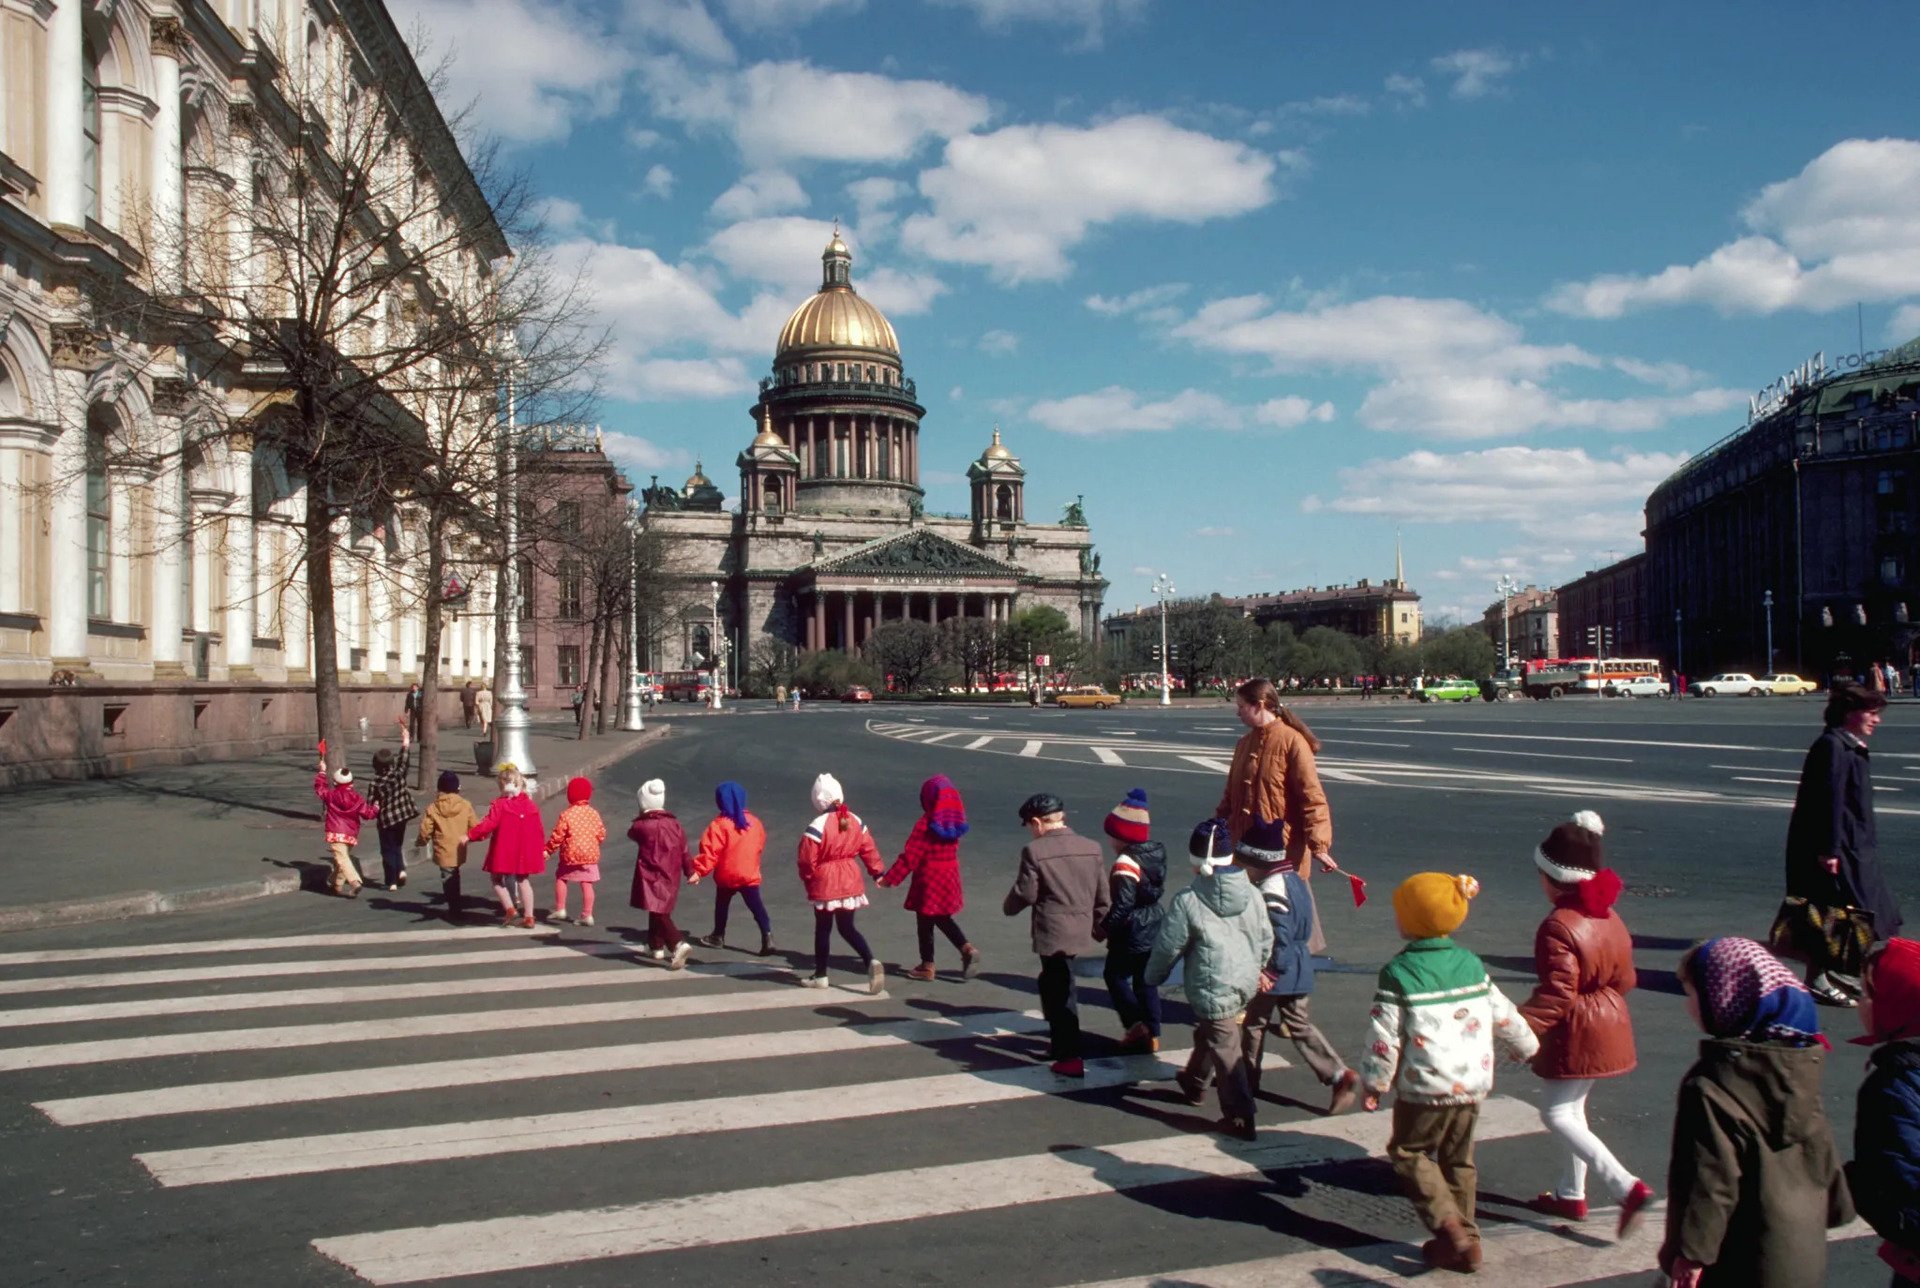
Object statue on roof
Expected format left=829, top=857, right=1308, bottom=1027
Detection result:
left=811, top=530, right=825, bottom=558
left=1062, top=495, right=1088, bottom=528
left=908, top=495, right=924, bottom=523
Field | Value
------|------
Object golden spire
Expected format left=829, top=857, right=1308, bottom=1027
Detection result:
left=751, top=405, right=783, bottom=448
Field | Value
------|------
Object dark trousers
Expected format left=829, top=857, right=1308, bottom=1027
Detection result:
left=916, top=914, right=968, bottom=962
left=460, top=704, right=474, bottom=729
left=1037, top=953, right=1081, bottom=1060
left=647, top=911, right=683, bottom=952
left=438, top=865, right=463, bottom=913
left=1183, top=1016, right=1254, bottom=1122
left=813, top=909, right=873, bottom=976
left=1104, top=952, right=1162, bottom=1036
left=377, top=824, right=407, bottom=887
left=714, top=885, right=772, bottom=937
left=1388, top=1102, right=1480, bottom=1237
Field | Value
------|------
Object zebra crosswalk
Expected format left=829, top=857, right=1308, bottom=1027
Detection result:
left=0, top=924, right=1872, bottom=1286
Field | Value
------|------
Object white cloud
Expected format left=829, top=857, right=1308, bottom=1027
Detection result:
left=1278, top=94, right=1370, bottom=120
left=902, top=115, right=1276, bottom=282
left=1086, top=282, right=1189, bottom=317
left=1026, top=386, right=1330, bottom=436
left=928, top=0, right=1148, bottom=47
left=702, top=216, right=838, bottom=293
left=1192, top=526, right=1236, bottom=538
left=1549, top=138, right=1920, bottom=318
left=1256, top=396, right=1337, bottom=428
left=847, top=177, right=911, bottom=236
left=1612, top=357, right=1706, bottom=390
left=860, top=266, right=948, bottom=316
left=978, top=329, right=1020, bottom=355
left=949, top=386, right=965, bottom=400
left=1891, top=303, right=1920, bottom=342
left=602, top=430, right=693, bottom=474
left=711, top=169, right=810, bottom=220
left=623, top=0, right=737, bottom=63
left=392, top=0, right=627, bottom=143
left=627, top=127, right=665, bottom=151
left=1384, top=73, right=1427, bottom=108
left=1357, top=377, right=1743, bottom=439
left=1430, top=48, right=1520, bottom=100
left=719, top=0, right=864, bottom=28
left=640, top=165, right=677, bottom=199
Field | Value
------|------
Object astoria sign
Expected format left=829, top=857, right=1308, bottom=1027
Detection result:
left=1747, top=346, right=1912, bottom=425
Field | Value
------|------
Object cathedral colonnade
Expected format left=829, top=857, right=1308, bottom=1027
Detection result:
left=800, top=588, right=1015, bottom=652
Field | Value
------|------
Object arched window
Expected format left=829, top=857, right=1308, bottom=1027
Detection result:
left=995, top=483, right=1013, bottom=521
left=81, top=37, right=103, bottom=223
left=85, top=410, right=112, bottom=617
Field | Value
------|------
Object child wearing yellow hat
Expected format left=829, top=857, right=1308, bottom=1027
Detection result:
left=1360, top=872, right=1539, bottom=1274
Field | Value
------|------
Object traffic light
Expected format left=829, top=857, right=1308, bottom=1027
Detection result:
left=1585, top=625, right=1599, bottom=653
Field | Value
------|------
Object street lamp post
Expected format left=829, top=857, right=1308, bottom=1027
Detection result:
left=492, top=331, right=537, bottom=782
left=708, top=580, right=724, bottom=711
left=1675, top=608, right=1684, bottom=679
left=1763, top=589, right=1775, bottom=673
left=1495, top=575, right=1519, bottom=670
left=1152, top=573, right=1175, bottom=706
left=619, top=501, right=645, bottom=732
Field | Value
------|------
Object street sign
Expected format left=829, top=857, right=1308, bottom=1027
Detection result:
left=1034, top=654, right=1050, bottom=666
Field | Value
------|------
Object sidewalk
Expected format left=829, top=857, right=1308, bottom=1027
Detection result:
left=0, top=715, right=671, bottom=934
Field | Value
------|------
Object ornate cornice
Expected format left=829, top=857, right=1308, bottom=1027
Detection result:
left=150, top=15, right=187, bottom=59
left=49, top=323, right=105, bottom=372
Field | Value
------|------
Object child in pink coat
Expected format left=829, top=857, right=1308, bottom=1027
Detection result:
left=468, top=764, right=546, bottom=928
left=313, top=758, right=378, bottom=897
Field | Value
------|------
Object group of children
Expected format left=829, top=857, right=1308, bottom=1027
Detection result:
left=312, top=755, right=1920, bottom=1286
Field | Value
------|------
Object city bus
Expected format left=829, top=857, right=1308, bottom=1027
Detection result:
left=1523, top=657, right=1663, bottom=698
left=657, top=670, right=713, bottom=702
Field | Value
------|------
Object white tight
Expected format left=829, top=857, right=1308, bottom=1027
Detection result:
left=1540, top=1078, right=1637, bottom=1202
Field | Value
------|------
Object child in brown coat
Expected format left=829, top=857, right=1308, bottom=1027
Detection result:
left=416, top=770, right=478, bottom=919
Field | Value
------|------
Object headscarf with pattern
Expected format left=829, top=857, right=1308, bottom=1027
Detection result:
left=1686, top=936, right=1826, bottom=1049
left=920, top=775, right=968, bottom=841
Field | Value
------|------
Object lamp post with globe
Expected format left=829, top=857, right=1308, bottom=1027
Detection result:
left=1153, top=572, right=1175, bottom=706
left=491, top=330, right=536, bottom=782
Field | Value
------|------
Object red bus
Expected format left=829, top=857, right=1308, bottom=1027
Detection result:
left=658, top=670, right=713, bottom=702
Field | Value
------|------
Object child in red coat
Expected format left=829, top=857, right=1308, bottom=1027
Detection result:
left=546, top=777, right=607, bottom=926
left=880, top=774, right=977, bottom=981
left=313, top=758, right=378, bottom=897
left=468, top=764, right=546, bottom=928
left=798, top=773, right=886, bottom=994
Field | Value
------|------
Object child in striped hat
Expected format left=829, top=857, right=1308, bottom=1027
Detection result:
left=1101, top=788, right=1167, bottom=1052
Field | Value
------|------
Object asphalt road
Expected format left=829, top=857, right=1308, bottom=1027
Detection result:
left=0, top=695, right=1902, bottom=1286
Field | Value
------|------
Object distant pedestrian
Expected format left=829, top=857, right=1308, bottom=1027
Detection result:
left=546, top=777, right=607, bottom=927
left=1360, top=873, right=1538, bottom=1275
left=467, top=764, right=545, bottom=928
left=313, top=755, right=378, bottom=898
left=1003, top=792, right=1109, bottom=1077
left=879, top=774, right=979, bottom=981
left=571, top=683, right=586, bottom=725
left=1659, top=937, right=1852, bottom=1288
left=691, top=781, right=774, bottom=955
left=1147, top=819, right=1272, bottom=1140
left=1100, top=788, right=1167, bottom=1053
left=365, top=720, right=419, bottom=891
left=1217, top=677, right=1337, bottom=953
left=629, top=780, right=694, bottom=969
left=475, top=682, right=494, bottom=736
left=797, top=773, right=887, bottom=994
left=460, top=680, right=478, bottom=729
left=416, top=770, right=478, bottom=920
left=403, top=682, right=423, bottom=742
left=1517, top=811, right=1653, bottom=1230
left=1849, top=937, right=1920, bottom=1287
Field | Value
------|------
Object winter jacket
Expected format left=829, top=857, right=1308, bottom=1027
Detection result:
left=1215, top=719, right=1331, bottom=862
left=691, top=813, right=766, bottom=889
left=1143, top=866, right=1274, bottom=1021
left=798, top=807, right=885, bottom=904
left=1003, top=825, right=1109, bottom=957
left=1519, top=898, right=1638, bottom=1080
left=1853, top=1038, right=1920, bottom=1271
left=1256, top=867, right=1317, bottom=996
left=415, top=792, right=478, bottom=869
left=880, top=817, right=965, bottom=916
left=1658, top=1038, right=1854, bottom=1288
left=546, top=804, right=607, bottom=870
left=1786, top=726, right=1903, bottom=939
left=1102, top=842, right=1168, bottom=961
left=365, top=748, right=420, bottom=830
left=468, top=793, right=547, bottom=876
left=314, top=774, right=378, bottom=842
left=1359, top=936, right=1539, bottom=1106
left=628, top=811, right=691, bottom=914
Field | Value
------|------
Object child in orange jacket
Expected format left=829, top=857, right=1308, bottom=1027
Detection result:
left=546, top=777, right=607, bottom=927
left=691, top=780, right=773, bottom=955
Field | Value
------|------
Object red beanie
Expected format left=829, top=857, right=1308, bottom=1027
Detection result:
left=1103, top=788, right=1150, bottom=845
left=566, top=777, right=592, bottom=805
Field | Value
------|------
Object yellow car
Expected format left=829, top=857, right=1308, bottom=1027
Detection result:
left=1055, top=687, right=1121, bottom=709
left=1761, top=673, right=1819, bottom=696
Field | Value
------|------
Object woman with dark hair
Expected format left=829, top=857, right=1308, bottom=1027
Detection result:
left=1785, top=680, right=1901, bottom=1005
left=1217, top=677, right=1338, bottom=953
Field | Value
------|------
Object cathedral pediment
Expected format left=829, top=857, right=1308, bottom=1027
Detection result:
left=808, top=529, right=1019, bottom=578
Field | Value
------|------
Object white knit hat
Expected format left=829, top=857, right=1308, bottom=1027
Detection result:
left=331, top=767, right=353, bottom=785
left=638, top=779, right=666, bottom=812
left=811, top=773, right=844, bottom=813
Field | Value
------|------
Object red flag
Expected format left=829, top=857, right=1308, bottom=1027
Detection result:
left=317, top=738, right=327, bottom=757
left=1348, top=872, right=1368, bottom=908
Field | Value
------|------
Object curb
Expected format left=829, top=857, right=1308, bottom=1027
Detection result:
left=0, top=724, right=673, bottom=936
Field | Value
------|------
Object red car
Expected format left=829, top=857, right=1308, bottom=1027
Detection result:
left=840, top=685, right=874, bottom=703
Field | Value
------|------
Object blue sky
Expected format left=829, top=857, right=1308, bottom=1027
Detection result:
left=393, top=0, right=1920, bottom=624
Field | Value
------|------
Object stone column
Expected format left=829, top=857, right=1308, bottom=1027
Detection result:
left=841, top=591, right=854, bottom=654
left=811, top=593, right=824, bottom=653
left=859, top=597, right=872, bottom=646
left=46, top=0, right=85, bottom=227
left=223, top=436, right=256, bottom=677
left=46, top=346, right=91, bottom=667
left=0, top=448, right=21, bottom=613
left=150, top=17, right=186, bottom=293
left=148, top=398, right=187, bottom=675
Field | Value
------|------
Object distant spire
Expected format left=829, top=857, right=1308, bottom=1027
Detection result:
left=1395, top=528, right=1404, bottom=584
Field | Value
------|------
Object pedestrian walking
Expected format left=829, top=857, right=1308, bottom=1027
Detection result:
left=1146, top=819, right=1273, bottom=1140
left=467, top=764, right=545, bottom=928
left=1783, top=681, right=1901, bottom=1004
left=1003, top=792, right=1109, bottom=1077
left=416, top=770, right=477, bottom=920
left=313, top=752, right=378, bottom=898
left=403, top=681, right=423, bottom=743
left=1850, top=937, right=1920, bottom=1288
left=1235, top=826, right=1359, bottom=1114
left=1659, top=937, right=1852, bottom=1288
left=691, top=781, right=774, bottom=955
left=879, top=774, right=979, bottom=981
left=546, top=777, right=607, bottom=926
left=475, top=682, right=494, bottom=736
left=365, top=721, right=419, bottom=891
left=1360, top=872, right=1539, bottom=1274
left=460, top=680, right=478, bottom=729
left=628, top=779, right=693, bottom=969
left=1100, top=788, right=1167, bottom=1054
left=1217, top=677, right=1338, bottom=953
left=1516, top=811, right=1653, bottom=1228
left=797, top=774, right=887, bottom=994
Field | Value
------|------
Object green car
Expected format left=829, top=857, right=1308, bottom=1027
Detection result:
left=1416, top=678, right=1480, bottom=702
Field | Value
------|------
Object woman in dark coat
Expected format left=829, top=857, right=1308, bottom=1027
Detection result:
left=1785, top=681, right=1900, bottom=1003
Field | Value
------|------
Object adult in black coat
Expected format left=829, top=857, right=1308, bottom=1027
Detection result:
left=1785, top=681, right=1900, bottom=1001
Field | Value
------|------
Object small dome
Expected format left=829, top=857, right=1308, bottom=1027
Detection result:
left=684, top=460, right=711, bottom=491
left=981, top=426, right=1015, bottom=462
left=775, top=232, right=900, bottom=360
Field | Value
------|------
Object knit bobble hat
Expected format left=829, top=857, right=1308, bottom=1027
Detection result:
left=437, top=770, right=460, bottom=793
left=1235, top=815, right=1289, bottom=864
left=1188, top=817, right=1235, bottom=873
left=1104, top=788, right=1151, bottom=845
left=566, top=777, right=593, bottom=805
left=1536, top=810, right=1605, bottom=884
left=638, top=779, right=666, bottom=813
left=332, top=767, right=353, bottom=785
left=1393, top=872, right=1481, bottom=939
left=811, top=773, right=845, bottom=813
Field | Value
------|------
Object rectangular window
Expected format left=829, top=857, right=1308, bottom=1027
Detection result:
left=518, top=645, right=535, bottom=688
left=82, top=44, right=102, bottom=223
left=85, top=434, right=110, bottom=618
left=516, top=557, right=533, bottom=620
left=558, top=561, right=583, bottom=619
left=556, top=645, right=581, bottom=687
left=555, top=501, right=581, bottom=534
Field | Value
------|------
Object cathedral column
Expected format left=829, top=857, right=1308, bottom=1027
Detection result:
left=859, top=595, right=873, bottom=647
left=841, top=592, right=855, bottom=654
left=811, top=593, right=825, bottom=653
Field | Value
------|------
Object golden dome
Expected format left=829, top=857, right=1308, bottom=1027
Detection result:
left=684, top=460, right=711, bottom=490
left=775, top=232, right=899, bottom=360
left=750, top=409, right=785, bottom=449
left=981, top=426, right=1014, bottom=461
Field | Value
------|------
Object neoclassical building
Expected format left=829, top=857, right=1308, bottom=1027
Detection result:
left=641, top=234, right=1107, bottom=672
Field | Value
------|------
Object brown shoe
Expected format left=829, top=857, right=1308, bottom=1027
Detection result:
left=1327, top=1068, right=1360, bottom=1115
left=905, top=962, right=937, bottom=982
left=1421, top=1217, right=1479, bottom=1274
left=960, top=944, right=981, bottom=978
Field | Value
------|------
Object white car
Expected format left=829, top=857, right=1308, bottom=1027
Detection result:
left=1693, top=672, right=1769, bottom=697
left=1602, top=675, right=1671, bottom=698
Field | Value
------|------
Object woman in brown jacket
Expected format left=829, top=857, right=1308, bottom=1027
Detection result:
left=1216, top=678, right=1337, bottom=952
left=1518, top=811, right=1654, bottom=1232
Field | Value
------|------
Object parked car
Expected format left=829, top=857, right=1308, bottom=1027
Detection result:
left=1693, top=672, right=1768, bottom=697
left=840, top=685, right=874, bottom=703
left=1416, top=677, right=1480, bottom=702
left=1761, top=673, right=1819, bottom=696
left=1055, top=686, right=1121, bottom=709
left=1603, top=675, right=1672, bottom=698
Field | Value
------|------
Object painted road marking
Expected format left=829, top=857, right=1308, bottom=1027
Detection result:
left=309, top=1096, right=1542, bottom=1283
left=964, top=736, right=994, bottom=750
left=1732, top=776, right=1801, bottom=786
left=919, top=731, right=962, bottom=745
left=1449, top=747, right=1634, bottom=765
left=1019, top=740, right=1043, bottom=757
left=0, top=927, right=534, bottom=968
left=1179, top=755, right=1234, bottom=773
left=1091, top=747, right=1126, bottom=766
left=1329, top=739, right=1413, bottom=749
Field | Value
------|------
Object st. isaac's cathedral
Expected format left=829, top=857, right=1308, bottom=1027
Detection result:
left=641, top=233, right=1108, bottom=670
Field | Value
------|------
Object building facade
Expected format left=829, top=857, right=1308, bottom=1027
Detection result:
left=1102, top=576, right=1422, bottom=657
left=514, top=428, right=633, bottom=711
left=1480, top=585, right=1559, bottom=663
left=640, top=234, right=1106, bottom=672
left=1555, top=554, right=1649, bottom=660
